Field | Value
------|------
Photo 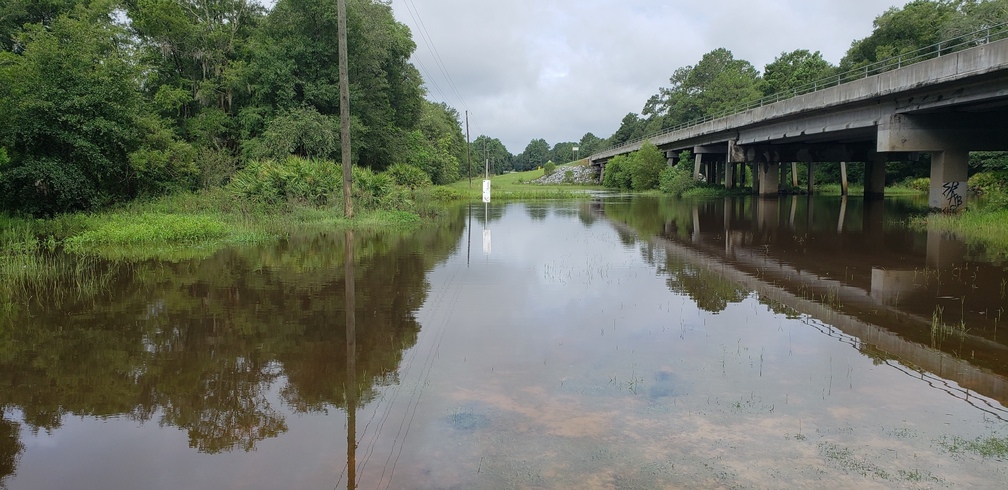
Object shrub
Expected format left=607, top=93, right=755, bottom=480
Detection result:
left=659, top=164, right=697, bottom=197
left=543, top=161, right=556, bottom=177
left=968, top=171, right=1008, bottom=194
left=387, top=163, right=432, bottom=189
left=228, top=157, right=340, bottom=206
left=243, top=107, right=339, bottom=161
left=906, top=177, right=930, bottom=193
left=602, top=155, right=632, bottom=189
left=629, top=142, right=665, bottom=190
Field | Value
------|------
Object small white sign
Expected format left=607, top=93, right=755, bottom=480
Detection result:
left=482, top=179, right=491, bottom=203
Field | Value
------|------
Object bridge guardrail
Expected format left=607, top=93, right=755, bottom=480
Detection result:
left=593, top=22, right=1008, bottom=159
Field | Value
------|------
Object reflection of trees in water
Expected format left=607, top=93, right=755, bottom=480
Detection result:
left=0, top=219, right=462, bottom=461
left=525, top=205, right=549, bottom=221
left=0, top=412, right=24, bottom=486
left=662, top=261, right=748, bottom=313
left=602, top=199, right=749, bottom=313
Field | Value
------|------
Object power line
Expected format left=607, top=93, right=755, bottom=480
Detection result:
left=396, top=0, right=485, bottom=136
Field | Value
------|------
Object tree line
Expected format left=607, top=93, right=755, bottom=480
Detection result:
left=0, top=0, right=483, bottom=216
left=2, top=1, right=1006, bottom=216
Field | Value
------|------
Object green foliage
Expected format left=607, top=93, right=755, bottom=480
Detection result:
left=386, top=163, right=431, bottom=189
left=129, top=114, right=200, bottom=197
left=602, top=142, right=666, bottom=191
left=608, top=113, right=647, bottom=147
left=840, top=0, right=958, bottom=70
left=64, top=214, right=229, bottom=251
left=629, top=141, right=666, bottom=190
left=543, top=161, right=557, bottom=177
left=423, top=186, right=467, bottom=202
left=906, top=177, right=931, bottom=193
left=515, top=138, right=551, bottom=171
left=970, top=151, right=1008, bottom=172
left=762, top=49, right=836, bottom=95
left=0, top=8, right=146, bottom=215
left=646, top=48, right=762, bottom=126
left=577, top=132, right=604, bottom=157
left=228, top=157, right=340, bottom=206
left=602, top=155, right=632, bottom=189
left=660, top=164, right=697, bottom=197
left=470, top=135, right=514, bottom=175
left=249, top=0, right=424, bottom=168
left=244, top=106, right=339, bottom=161
left=969, top=171, right=1008, bottom=210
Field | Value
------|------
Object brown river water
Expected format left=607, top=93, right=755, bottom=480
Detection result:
left=1, top=195, right=1007, bottom=488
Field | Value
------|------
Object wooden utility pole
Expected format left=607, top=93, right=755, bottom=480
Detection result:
left=466, top=111, right=472, bottom=187
left=338, top=0, right=352, bottom=218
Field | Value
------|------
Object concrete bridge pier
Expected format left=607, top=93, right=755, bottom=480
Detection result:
left=864, top=158, right=886, bottom=199
left=806, top=163, right=816, bottom=195
left=929, top=150, right=969, bottom=211
left=757, top=162, right=780, bottom=196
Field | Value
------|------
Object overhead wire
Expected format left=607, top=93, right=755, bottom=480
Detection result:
left=398, top=0, right=485, bottom=136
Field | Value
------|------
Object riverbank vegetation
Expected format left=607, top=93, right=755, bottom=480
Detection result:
left=912, top=170, right=1008, bottom=257
left=3, top=0, right=1008, bottom=258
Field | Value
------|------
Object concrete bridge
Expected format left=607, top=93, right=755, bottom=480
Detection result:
left=589, top=32, right=1008, bottom=211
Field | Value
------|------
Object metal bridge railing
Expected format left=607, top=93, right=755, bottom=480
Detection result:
left=593, top=22, right=1008, bottom=158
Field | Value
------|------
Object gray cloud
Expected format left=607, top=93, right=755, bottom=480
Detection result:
left=389, top=0, right=904, bottom=153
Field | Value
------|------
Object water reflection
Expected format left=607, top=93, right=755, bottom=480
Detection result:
left=0, top=216, right=464, bottom=486
left=3, top=197, right=1008, bottom=487
left=596, top=195, right=1008, bottom=410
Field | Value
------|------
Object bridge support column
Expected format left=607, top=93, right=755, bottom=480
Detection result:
left=864, top=158, right=886, bottom=199
left=757, top=162, right=780, bottom=196
left=806, top=163, right=815, bottom=195
left=693, top=153, right=702, bottom=181
left=724, top=161, right=734, bottom=189
left=840, top=162, right=849, bottom=196
left=791, top=163, right=799, bottom=188
left=929, top=150, right=968, bottom=211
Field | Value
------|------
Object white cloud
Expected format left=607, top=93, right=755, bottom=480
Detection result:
left=395, top=1, right=904, bottom=153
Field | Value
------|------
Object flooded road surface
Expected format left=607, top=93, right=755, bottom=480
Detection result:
left=2, top=196, right=1008, bottom=488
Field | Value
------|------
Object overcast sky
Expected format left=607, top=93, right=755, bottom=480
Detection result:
left=384, top=0, right=906, bottom=153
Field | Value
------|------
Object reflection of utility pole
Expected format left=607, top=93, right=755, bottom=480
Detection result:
left=337, top=0, right=352, bottom=218
left=344, top=229, right=357, bottom=490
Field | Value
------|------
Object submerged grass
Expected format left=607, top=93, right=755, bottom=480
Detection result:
left=939, top=434, right=1008, bottom=458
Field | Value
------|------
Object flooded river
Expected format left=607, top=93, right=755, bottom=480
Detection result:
left=2, top=195, right=1008, bottom=488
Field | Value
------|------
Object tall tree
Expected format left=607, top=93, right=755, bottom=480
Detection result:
left=840, top=0, right=958, bottom=71
left=471, top=135, right=513, bottom=175
left=762, top=49, right=836, bottom=96
left=608, top=113, right=647, bottom=147
left=246, top=0, right=424, bottom=169
left=126, top=0, right=264, bottom=151
left=0, top=6, right=148, bottom=215
left=646, top=48, right=762, bottom=127
left=515, top=138, right=550, bottom=171
left=577, top=132, right=604, bottom=157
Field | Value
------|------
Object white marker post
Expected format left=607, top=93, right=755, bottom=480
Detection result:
left=482, top=178, right=491, bottom=254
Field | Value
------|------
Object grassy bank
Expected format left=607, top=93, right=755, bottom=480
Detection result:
left=1, top=186, right=429, bottom=264
left=446, top=164, right=601, bottom=200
